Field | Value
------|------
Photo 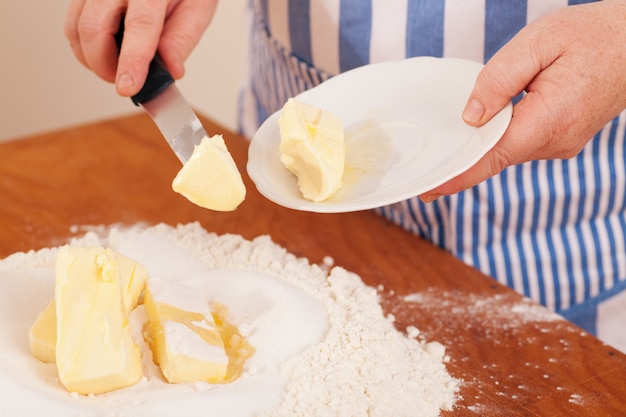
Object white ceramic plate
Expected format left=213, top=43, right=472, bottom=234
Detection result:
left=247, top=57, right=512, bottom=213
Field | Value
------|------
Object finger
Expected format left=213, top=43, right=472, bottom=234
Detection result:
left=462, top=28, right=546, bottom=127
left=158, top=0, right=218, bottom=79
left=74, top=0, right=127, bottom=83
left=115, top=0, right=170, bottom=96
left=64, top=0, right=88, bottom=68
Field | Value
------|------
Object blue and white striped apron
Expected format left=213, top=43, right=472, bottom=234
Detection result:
left=238, top=0, right=626, bottom=352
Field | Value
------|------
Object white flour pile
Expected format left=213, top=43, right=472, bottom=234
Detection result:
left=0, top=223, right=458, bottom=417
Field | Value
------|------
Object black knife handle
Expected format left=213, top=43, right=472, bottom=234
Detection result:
left=114, top=19, right=174, bottom=106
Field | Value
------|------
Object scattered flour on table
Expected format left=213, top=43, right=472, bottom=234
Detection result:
left=401, top=289, right=564, bottom=329
left=0, top=222, right=459, bottom=417
left=395, top=287, right=583, bottom=414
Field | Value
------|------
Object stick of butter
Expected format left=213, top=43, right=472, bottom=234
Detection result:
left=143, top=278, right=229, bottom=384
left=29, top=250, right=147, bottom=366
left=54, top=247, right=144, bottom=395
left=172, top=134, right=246, bottom=211
left=278, top=98, right=345, bottom=202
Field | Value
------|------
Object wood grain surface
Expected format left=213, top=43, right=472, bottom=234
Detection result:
left=1, top=113, right=625, bottom=416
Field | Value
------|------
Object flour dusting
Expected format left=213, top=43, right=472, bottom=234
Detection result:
left=0, top=223, right=459, bottom=417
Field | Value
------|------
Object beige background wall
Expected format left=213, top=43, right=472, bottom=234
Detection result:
left=0, top=0, right=247, bottom=142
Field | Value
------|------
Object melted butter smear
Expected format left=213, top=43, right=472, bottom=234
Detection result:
left=212, top=302, right=255, bottom=383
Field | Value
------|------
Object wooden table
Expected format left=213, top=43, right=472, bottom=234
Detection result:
left=1, top=113, right=625, bottom=416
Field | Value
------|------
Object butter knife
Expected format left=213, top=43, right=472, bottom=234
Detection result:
left=115, top=22, right=206, bottom=164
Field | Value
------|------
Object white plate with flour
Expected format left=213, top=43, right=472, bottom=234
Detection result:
left=247, top=56, right=512, bottom=213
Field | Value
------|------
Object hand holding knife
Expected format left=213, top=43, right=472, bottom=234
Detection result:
left=113, top=19, right=246, bottom=211
left=114, top=19, right=208, bottom=164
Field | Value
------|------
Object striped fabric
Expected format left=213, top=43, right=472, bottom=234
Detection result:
left=238, top=0, right=626, bottom=351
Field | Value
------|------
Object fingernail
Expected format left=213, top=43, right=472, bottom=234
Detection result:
left=116, top=73, right=135, bottom=93
left=419, top=193, right=441, bottom=203
left=462, top=99, right=485, bottom=124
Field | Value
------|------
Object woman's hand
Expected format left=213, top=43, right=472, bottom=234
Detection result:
left=65, top=0, right=218, bottom=97
left=420, top=0, right=626, bottom=202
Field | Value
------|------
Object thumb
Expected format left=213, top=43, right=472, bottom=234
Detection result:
left=462, top=31, right=542, bottom=127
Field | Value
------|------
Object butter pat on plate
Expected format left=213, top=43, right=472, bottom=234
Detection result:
left=143, top=278, right=230, bottom=384
left=278, top=98, right=345, bottom=202
left=54, top=247, right=145, bottom=395
left=172, top=134, right=246, bottom=211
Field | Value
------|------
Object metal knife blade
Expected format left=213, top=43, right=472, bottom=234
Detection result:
left=140, top=83, right=207, bottom=164
left=115, top=19, right=206, bottom=164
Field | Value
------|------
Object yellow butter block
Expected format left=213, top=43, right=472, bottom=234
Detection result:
left=116, top=251, right=148, bottom=314
left=172, top=134, right=246, bottom=211
left=278, top=98, right=345, bottom=202
left=29, top=250, right=147, bottom=366
left=54, top=246, right=144, bottom=395
left=28, top=299, right=57, bottom=364
left=143, top=279, right=229, bottom=384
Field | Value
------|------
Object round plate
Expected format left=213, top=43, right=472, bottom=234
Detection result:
left=247, top=57, right=512, bottom=213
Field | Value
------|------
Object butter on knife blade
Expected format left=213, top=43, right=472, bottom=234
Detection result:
left=140, top=82, right=246, bottom=211
left=115, top=21, right=245, bottom=210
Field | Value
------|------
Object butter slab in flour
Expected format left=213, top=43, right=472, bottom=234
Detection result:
left=54, top=247, right=144, bottom=395
left=29, top=250, right=147, bottom=366
left=143, top=278, right=230, bottom=384
left=28, top=299, right=57, bottom=364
